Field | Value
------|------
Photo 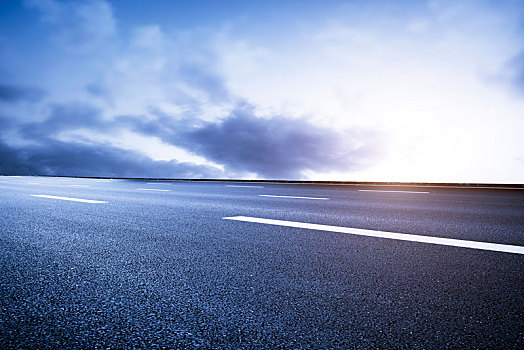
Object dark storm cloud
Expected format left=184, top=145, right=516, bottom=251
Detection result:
left=0, top=141, right=34, bottom=175
left=177, top=108, right=382, bottom=178
left=123, top=105, right=383, bottom=179
left=0, top=108, right=223, bottom=178
left=0, top=84, right=45, bottom=102
left=0, top=138, right=222, bottom=178
left=0, top=89, right=383, bottom=179
left=19, top=103, right=107, bottom=139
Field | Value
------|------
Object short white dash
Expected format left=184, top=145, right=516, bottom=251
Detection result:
left=223, top=216, right=524, bottom=255
left=68, top=185, right=89, bottom=188
left=147, top=182, right=170, bottom=185
left=358, top=190, right=429, bottom=194
left=226, top=185, right=264, bottom=188
left=30, top=195, right=106, bottom=204
left=259, top=195, right=329, bottom=200
left=137, top=188, right=172, bottom=192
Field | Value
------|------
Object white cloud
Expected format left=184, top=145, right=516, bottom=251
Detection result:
left=14, top=0, right=524, bottom=181
left=208, top=1, right=524, bottom=182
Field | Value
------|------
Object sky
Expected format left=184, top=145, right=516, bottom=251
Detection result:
left=0, top=0, right=523, bottom=182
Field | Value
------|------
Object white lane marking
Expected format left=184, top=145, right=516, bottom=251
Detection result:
left=68, top=185, right=89, bottom=188
left=30, top=195, right=107, bottom=204
left=358, top=189, right=429, bottom=194
left=259, top=195, right=329, bottom=200
left=226, top=185, right=264, bottom=188
left=93, top=179, right=112, bottom=182
left=223, top=216, right=524, bottom=255
left=25, top=182, right=42, bottom=185
left=147, top=182, right=171, bottom=185
left=136, top=188, right=172, bottom=192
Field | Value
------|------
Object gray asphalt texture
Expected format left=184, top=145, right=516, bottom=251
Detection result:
left=0, top=176, right=523, bottom=349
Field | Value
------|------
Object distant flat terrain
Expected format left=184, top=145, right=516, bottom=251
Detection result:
left=1, top=176, right=523, bottom=349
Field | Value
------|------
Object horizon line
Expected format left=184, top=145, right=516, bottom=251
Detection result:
left=2, top=175, right=523, bottom=189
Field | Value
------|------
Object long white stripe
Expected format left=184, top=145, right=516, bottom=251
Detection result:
left=223, top=216, right=524, bottom=255
left=137, top=188, right=171, bottom=192
left=358, top=189, right=429, bottom=193
left=226, top=185, right=264, bottom=188
left=31, top=195, right=107, bottom=203
left=259, top=195, right=329, bottom=200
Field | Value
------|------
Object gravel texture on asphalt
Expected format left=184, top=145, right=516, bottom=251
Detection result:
left=0, top=176, right=523, bottom=349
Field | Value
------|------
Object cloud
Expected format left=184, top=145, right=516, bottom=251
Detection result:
left=2, top=1, right=388, bottom=180
left=0, top=107, right=223, bottom=178
left=178, top=107, right=382, bottom=179
left=0, top=84, right=45, bottom=103
left=122, top=104, right=383, bottom=179
left=18, top=103, right=106, bottom=139
left=0, top=138, right=223, bottom=178
left=1, top=0, right=521, bottom=182
left=0, top=99, right=383, bottom=179
left=0, top=141, right=34, bottom=175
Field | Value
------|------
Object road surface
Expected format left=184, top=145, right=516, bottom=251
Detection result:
left=1, top=176, right=523, bottom=349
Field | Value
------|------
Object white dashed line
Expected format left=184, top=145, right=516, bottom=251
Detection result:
left=259, top=195, right=329, bottom=200
left=67, top=185, right=89, bottom=188
left=147, top=182, right=171, bottom=185
left=223, top=216, right=524, bottom=255
left=30, top=195, right=107, bottom=204
left=226, top=185, right=264, bottom=188
left=137, top=188, right=172, bottom=192
left=358, top=190, right=429, bottom=194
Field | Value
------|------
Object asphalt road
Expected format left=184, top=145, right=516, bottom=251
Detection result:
left=0, top=176, right=523, bottom=349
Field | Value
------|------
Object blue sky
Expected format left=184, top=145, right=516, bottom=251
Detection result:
left=1, top=0, right=523, bottom=182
